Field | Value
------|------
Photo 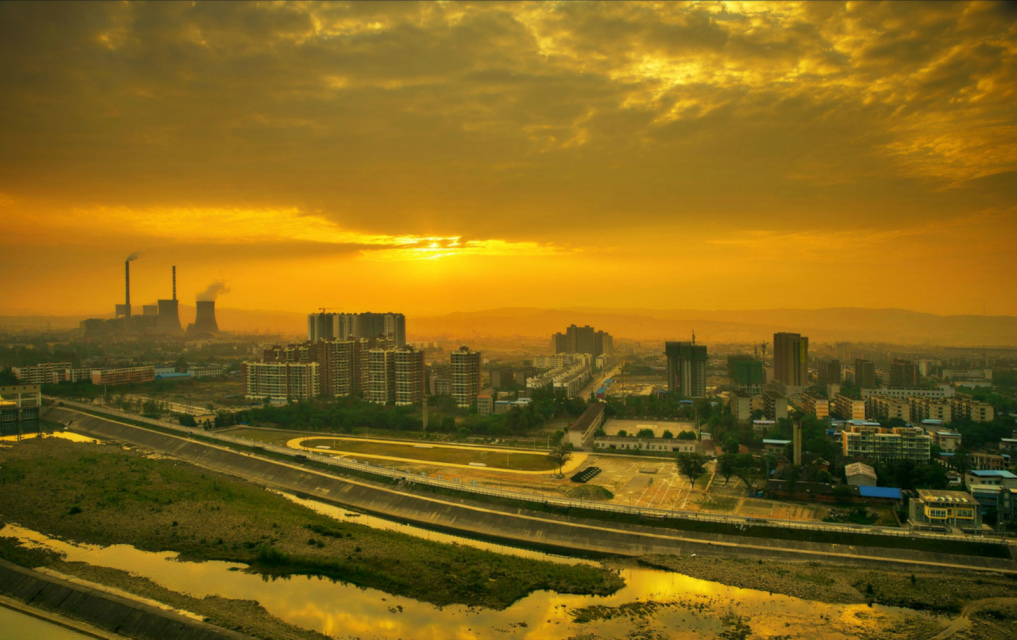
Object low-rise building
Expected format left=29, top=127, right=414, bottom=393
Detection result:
left=91, top=366, right=156, bottom=386
left=0, top=384, right=42, bottom=437
left=728, top=391, right=752, bottom=422
left=763, top=391, right=788, bottom=420
left=801, top=393, right=829, bottom=419
left=594, top=436, right=697, bottom=454
left=842, top=424, right=931, bottom=462
left=12, top=362, right=72, bottom=385
left=845, top=461, right=877, bottom=486
left=969, top=452, right=1007, bottom=471
left=964, top=469, right=1017, bottom=488
left=932, top=430, right=962, bottom=452
left=763, top=439, right=791, bottom=458
left=752, top=419, right=776, bottom=436
left=865, top=395, right=911, bottom=422
left=566, top=402, right=605, bottom=450
left=909, top=489, right=981, bottom=532
left=187, top=363, right=225, bottom=379
left=477, top=392, right=494, bottom=416
left=1000, top=438, right=1017, bottom=456
left=949, top=397, right=995, bottom=423
left=832, top=394, right=866, bottom=420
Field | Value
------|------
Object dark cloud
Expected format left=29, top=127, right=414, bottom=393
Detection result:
left=0, top=0, right=1013, bottom=245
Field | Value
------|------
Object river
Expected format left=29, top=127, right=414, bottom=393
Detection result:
left=1, top=489, right=943, bottom=640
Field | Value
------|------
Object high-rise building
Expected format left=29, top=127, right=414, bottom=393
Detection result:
left=308, top=312, right=406, bottom=347
left=854, top=358, right=876, bottom=388
left=451, top=346, right=482, bottom=408
left=727, top=355, right=764, bottom=391
left=665, top=341, right=707, bottom=398
left=817, top=358, right=842, bottom=388
left=552, top=324, right=612, bottom=357
left=393, top=347, right=425, bottom=406
left=889, top=358, right=919, bottom=388
left=773, top=333, right=809, bottom=387
left=366, top=349, right=396, bottom=405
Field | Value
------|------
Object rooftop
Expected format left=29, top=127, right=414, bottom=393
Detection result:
left=859, top=486, right=901, bottom=500
left=569, top=402, right=605, bottom=433
left=967, top=470, right=1017, bottom=479
left=845, top=462, right=876, bottom=479
left=916, top=489, right=976, bottom=504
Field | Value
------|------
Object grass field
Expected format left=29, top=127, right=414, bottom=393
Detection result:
left=0, top=438, right=623, bottom=610
left=298, top=437, right=558, bottom=471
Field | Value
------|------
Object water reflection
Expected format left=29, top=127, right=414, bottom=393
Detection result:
left=275, top=491, right=593, bottom=566
left=0, top=431, right=98, bottom=444
left=0, top=605, right=96, bottom=640
left=1, top=520, right=942, bottom=639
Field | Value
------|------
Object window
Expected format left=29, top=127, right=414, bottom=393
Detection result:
left=927, top=508, right=948, bottom=519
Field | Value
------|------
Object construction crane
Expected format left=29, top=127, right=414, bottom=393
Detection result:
left=757, top=341, right=769, bottom=360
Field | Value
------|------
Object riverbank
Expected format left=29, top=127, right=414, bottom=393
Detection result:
left=0, top=437, right=623, bottom=614
left=638, top=554, right=1017, bottom=614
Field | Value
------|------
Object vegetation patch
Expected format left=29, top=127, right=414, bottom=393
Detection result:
left=0, top=437, right=623, bottom=610
left=566, top=485, right=615, bottom=501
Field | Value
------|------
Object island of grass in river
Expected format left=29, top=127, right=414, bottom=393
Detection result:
left=0, top=437, right=622, bottom=609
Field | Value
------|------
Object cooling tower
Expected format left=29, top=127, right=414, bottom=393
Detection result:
left=156, top=299, right=183, bottom=335
left=192, top=300, right=219, bottom=334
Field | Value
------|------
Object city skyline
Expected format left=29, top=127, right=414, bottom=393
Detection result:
left=1, top=2, right=1015, bottom=317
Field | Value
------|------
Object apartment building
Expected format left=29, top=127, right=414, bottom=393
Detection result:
left=949, top=397, right=995, bottom=423
left=910, top=397, right=953, bottom=423
left=800, top=393, right=830, bottom=419
left=451, top=346, right=482, bottom=408
left=865, top=395, right=911, bottom=422
left=241, top=362, right=319, bottom=401
left=91, top=366, right=156, bottom=386
left=832, top=393, right=866, bottom=420
left=842, top=424, right=931, bottom=461
left=393, top=347, right=425, bottom=406
left=12, top=362, right=72, bottom=385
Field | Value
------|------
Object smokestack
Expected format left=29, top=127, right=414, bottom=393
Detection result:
left=125, top=260, right=131, bottom=318
left=172, top=266, right=177, bottom=301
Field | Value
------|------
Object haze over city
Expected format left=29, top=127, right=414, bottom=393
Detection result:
left=2, top=3, right=1017, bottom=640
left=1, top=1, right=1015, bottom=318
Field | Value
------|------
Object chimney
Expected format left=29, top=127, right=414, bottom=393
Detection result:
left=125, top=260, right=131, bottom=317
left=172, top=265, right=177, bottom=301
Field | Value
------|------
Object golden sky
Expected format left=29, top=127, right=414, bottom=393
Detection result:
left=1, top=1, right=1015, bottom=317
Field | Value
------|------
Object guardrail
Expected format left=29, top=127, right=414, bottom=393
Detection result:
left=50, top=397, right=1011, bottom=546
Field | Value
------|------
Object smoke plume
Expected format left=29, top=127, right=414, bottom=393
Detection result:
left=197, top=280, right=230, bottom=302
left=126, top=252, right=141, bottom=261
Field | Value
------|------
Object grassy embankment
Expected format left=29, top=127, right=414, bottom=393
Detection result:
left=298, top=437, right=557, bottom=471
left=638, top=555, right=1017, bottom=614
left=0, top=438, right=623, bottom=611
left=57, top=407, right=1011, bottom=560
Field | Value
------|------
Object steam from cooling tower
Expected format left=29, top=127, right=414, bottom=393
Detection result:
left=197, top=280, right=230, bottom=302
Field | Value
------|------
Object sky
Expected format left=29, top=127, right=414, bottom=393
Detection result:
left=1, top=1, right=1015, bottom=318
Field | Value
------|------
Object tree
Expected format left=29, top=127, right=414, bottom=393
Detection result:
left=548, top=442, right=574, bottom=477
left=717, top=454, right=736, bottom=485
left=177, top=414, right=198, bottom=427
left=662, top=429, right=674, bottom=439
left=617, top=429, right=628, bottom=437
left=723, top=438, right=740, bottom=454
left=676, top=452, right=708, bottom=486
left=174, top=355, right=189, bottom=373
left=637, top=428, right=655, bottom=438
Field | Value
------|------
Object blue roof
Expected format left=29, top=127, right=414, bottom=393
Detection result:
left=859, top=486, right=902, bottom=500
left=969, top=470, right=1017, bottom=479
left=155, top=372, right=191, bottom=380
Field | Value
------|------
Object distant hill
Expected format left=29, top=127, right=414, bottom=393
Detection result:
left=409, top=307, right=1017, bottom=346
left=3, top=306, right=1015, bottom=346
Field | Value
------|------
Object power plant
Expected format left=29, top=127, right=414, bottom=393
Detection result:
left=82, top=259, right=227, bottom=340
left=155, top=266, right=183, bottom=336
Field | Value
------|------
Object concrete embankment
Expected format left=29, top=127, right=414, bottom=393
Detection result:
left=49, top=407, right=1017, bottom=574
left=0, top=559, right=250, bottom=640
